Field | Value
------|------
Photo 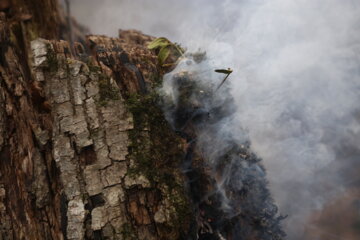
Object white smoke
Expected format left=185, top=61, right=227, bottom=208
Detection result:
left=71, top=0, right=360, bottom=239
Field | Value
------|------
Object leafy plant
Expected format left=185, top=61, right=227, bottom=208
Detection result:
left=147, top=37, right=184, bottom=66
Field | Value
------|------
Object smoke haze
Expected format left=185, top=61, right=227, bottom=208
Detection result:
left=70, top=0, right=360, bottom=239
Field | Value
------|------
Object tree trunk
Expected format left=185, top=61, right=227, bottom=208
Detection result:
left=0, top=1, right=192, bottom=239
left=0, top=1, right=285, bottom=240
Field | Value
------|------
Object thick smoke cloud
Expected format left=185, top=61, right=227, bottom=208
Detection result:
left=71, top=0, right=360, bottom=239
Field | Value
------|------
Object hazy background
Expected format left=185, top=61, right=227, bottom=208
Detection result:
left=68, top=0, right=360, bottom=239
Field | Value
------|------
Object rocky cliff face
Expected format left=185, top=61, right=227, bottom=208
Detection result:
left=0, top=1, right=284, bottom=240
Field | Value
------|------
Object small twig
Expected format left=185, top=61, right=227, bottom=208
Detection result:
left=214, top=68, right=233, bottom=91
left=215, top=73, right=231, bottom=91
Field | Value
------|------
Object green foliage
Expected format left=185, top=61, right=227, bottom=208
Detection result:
left=147, top=37, right=184, bottom=66
left=147, top=37, right=171, bottom=50
left=158, top=47, right=171, bottom=65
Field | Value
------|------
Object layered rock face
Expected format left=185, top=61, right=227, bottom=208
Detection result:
left=0, top=1, right=284, bottom=239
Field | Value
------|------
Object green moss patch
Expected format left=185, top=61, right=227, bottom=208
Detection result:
left=125, top=90, right=193, bottom=233
left=120, top=223, right=137, bottom=240
left=46, top=43, right=58, bottom=73
left=97, top=73, right=121, bottom=106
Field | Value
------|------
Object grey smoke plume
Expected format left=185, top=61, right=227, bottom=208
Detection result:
left=71, top=0, right=360, bottom=239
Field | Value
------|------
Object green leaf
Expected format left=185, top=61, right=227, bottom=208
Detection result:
left=148, top=37, right=185, bottom=67
left=147, top=37, right=171, bottom=50
left=158, top=46, right=170, bottom=65
left=215, top=68, right=233, bottom=74
left=174, top=43, right=185, bottom=55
